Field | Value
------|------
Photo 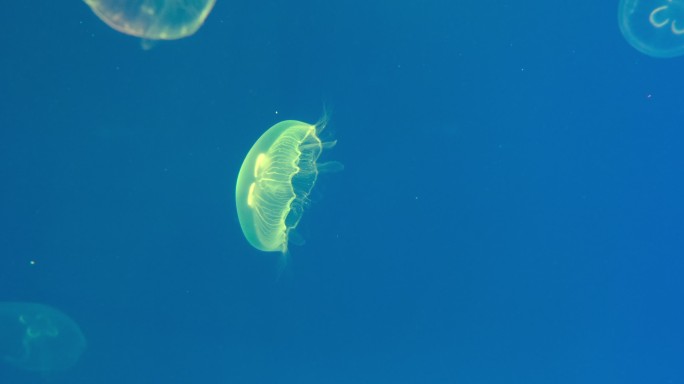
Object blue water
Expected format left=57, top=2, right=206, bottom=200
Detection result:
left=1, top=1, right=682, bottom=383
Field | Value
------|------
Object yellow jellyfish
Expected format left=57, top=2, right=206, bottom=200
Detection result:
left=236, top=117, right=342, bottom=253
left=83, top=0, right=216, bottom=42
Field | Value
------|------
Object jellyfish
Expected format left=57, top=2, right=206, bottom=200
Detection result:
left=235, top=118, right=342, bottom=253
left=83, top=0, right=216, bottom=43
left=0, top=302, right=86, bottom=372
left=619, top=0, right=684, bottom=57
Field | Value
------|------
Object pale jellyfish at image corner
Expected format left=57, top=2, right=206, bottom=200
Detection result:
left=619, top=0, right=684, bottom=57
left=0, top=302, right=86, bottom=372
left=83, top=0, right=216, bottom=42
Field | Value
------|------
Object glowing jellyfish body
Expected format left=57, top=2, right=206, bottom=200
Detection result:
left=236, top=119, right=341, bottom=253
left=83, top=0, right=216, bottom=41
left=619, top=0, right=684, bottom=57
left=0, top=302, right=86, bottom=372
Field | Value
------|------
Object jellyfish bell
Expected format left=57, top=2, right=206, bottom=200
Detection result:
left=235, top=117, right=342, bottom=254
left=0, top=302, right=86, bottom=373
left=83, top=0, right=216, bottom=42
left=619, top=0, right=684, bottom=57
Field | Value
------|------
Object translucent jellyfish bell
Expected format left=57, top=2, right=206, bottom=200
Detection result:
left=0, top=302, right=86, bottom=372
left=83, top=0, right=216, bottom=41
left=235, top=118, right=342, bottom=254
left=619, top=0, right=684, bottom=57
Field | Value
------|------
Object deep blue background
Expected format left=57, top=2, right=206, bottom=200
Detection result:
left=1, top=1, right=683, bottom=383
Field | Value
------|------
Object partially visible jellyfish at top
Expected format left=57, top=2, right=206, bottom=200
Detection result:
left=83, top=0, right=216, bottom=47
left=619, top=0, right=684, bottom=57
left=0, top=302, right=86, bottom=373
left=235, top=117, right=343, bottom=255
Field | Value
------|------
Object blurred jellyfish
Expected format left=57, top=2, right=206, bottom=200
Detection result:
left=84, top=0, right=216, bottom=45
left=0, top=302, right=86, bottom=372
left=619, top=0, right=684, bottom=57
